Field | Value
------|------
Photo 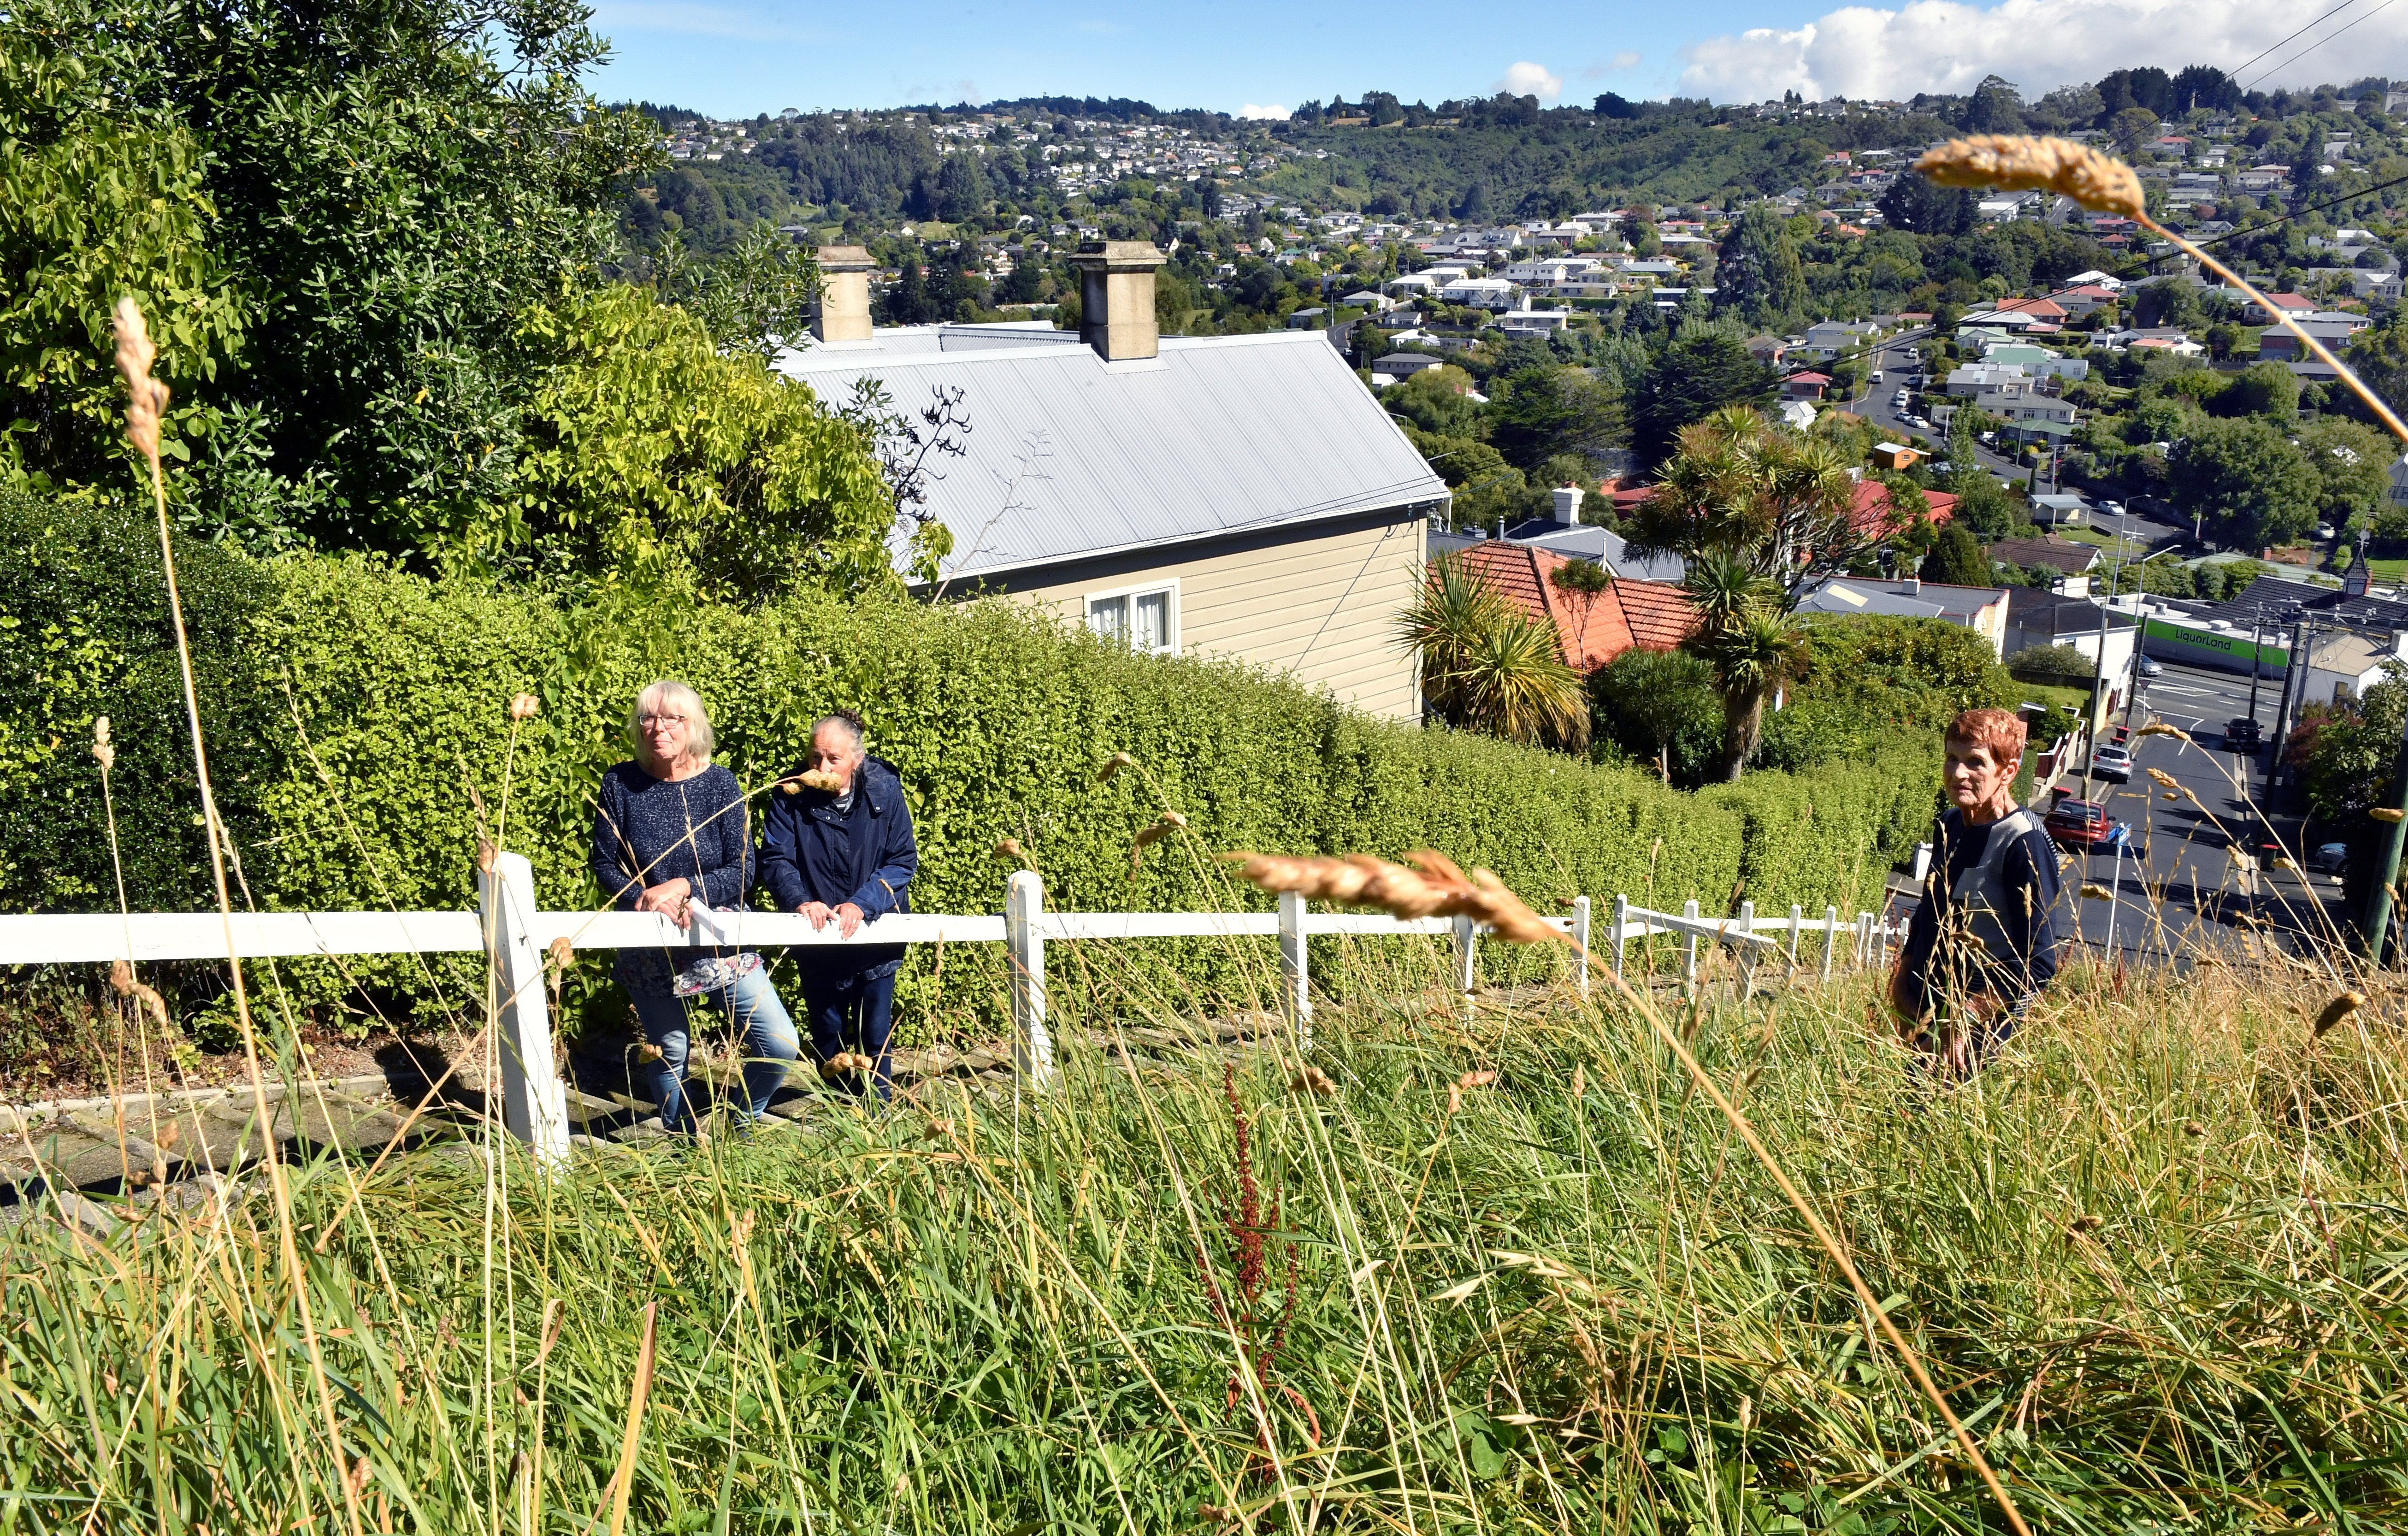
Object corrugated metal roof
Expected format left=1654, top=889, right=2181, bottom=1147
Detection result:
left=777, top=328, right=1446, bottom=583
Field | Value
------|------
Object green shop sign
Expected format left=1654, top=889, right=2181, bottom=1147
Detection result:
left=2142, top=616, right=2288, bottom=668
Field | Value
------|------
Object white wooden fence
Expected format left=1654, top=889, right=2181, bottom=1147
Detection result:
left=0, top=857, right=1900, bottom=1167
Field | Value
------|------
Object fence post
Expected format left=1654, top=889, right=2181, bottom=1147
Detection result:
left=1735, top=899, right=1756, bottom=997
left=1855, top=913, right=1874, bottom=970
left=1278, top=888, right=1312, bottom=1042
left=1570, top=895, right=1591, bottom=997
left=1611, top=894, right=1629, bottom=979
left=1682, top=899, right=1700, bottom=985
left=1822, top=904, right=1839, bottom=981
left=1005, top=870, right=1054, bottom=1088
left=474, top=850, right=570, bottom=1168
left=1788, top=903, right=1803, bottom=967
left=1452, top=915, right=1477, bottom=1001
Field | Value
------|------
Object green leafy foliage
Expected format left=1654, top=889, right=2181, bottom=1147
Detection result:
left=0, top=7, right=250, bottom=486
left=2167, top=416, right=2316, bottom=549
left=0, top=496, right=1931, bottom=1037
left=504, top=285, right=896, bottom=598
left=1919, top=522, right=1991, bottom=586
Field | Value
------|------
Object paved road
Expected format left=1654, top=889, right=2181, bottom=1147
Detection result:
left=2062, top=662, right=2350, bottom=965
left=1843, top=331, right=2036, bottom=483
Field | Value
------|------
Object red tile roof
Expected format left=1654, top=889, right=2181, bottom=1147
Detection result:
left=1995, top=297, right=2067, bottom=320
left=1848, top=479, right=1956, bottom=534
left=1447, top=542, right=1694, bottom=672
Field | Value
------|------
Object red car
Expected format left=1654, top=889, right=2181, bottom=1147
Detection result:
left=2045, top=798, right=2117, bottom=848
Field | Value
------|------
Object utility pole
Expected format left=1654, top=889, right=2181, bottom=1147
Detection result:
left=2359, top=706, right=2408, bottom=965
left=2267, top=615, right=2310, bottom=798
left=2244, top=619, right=2264, bottom=724
left=2080, top=511, right=2132, bottom=797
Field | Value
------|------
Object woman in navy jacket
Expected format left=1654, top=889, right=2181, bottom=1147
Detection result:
left=760, top=709, right=917, bottom=1099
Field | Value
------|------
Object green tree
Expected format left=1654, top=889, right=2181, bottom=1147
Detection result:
left=0, top=15, right=251, bottom=489
left=1590, top=649, right=1723, bottom=784
left=1680, top=551, right=1806, bottom=781
left=1485, top=366, right=1624, bottom=471
left=2166, top=416, right=2315, bottom=549
left=2298, top=416, right=2394, bottom=530
left=1626, top=407, right=1894, bottom=605
left=0, top=0, right=661, bottom=552
left=2210, top=360, right=2302, bottom=422
left=1631, top=334, right=1776, bottom=466
left=1920, top=521, right=1992, bottom=585
left=506, top=285, right=899, bottom=597
left=1716, top=204, right=1806, bottom=326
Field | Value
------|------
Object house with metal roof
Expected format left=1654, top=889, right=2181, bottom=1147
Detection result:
left=776, top=243, right=1448, bottom=721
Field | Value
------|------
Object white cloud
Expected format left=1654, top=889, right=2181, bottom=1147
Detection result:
left=1237, top=103, right=1290, bottom=120
left=1581, top=51, right=1645, bottom=78
left=1678, top=0, right=2408, bottom=103
left=1496, top=60, right=1564, bottom=100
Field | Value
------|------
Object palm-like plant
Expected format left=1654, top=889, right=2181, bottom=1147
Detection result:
left=1399, top=553, right=1590, bottom=750
left=1679, top=548, right=1806, bottom=780
left=1622, top=408, right=1879, bottom=606
left=1452, top=607, right=1591, bottom=750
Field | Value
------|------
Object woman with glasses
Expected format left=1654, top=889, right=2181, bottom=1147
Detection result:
left=590, top=679, right=799, bottom=1133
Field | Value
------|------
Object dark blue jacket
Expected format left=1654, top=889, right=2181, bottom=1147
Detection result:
left=759, top=756, right=917, bottom=979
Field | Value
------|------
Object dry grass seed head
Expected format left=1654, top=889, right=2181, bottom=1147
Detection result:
left=509, top=693, right=540, bottom=721
left=2312, top=991, right=2367, bottom=1038
left=110, top=297, right=171, bottom=466
left=1913, top=135, right=2144, bottom=219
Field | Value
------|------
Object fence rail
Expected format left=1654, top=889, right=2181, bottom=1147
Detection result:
left=0, top=857, right=1901, bottom=1166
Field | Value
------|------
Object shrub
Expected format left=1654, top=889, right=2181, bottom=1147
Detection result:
left=1, top=495, right=1936, bottom=1039
left=2009, top=642, right=2095, bottom=685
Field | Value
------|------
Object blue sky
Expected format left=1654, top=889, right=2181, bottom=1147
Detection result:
left=586, top=0, right=2408, bottom=119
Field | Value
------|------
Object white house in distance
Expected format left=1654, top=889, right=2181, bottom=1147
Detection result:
left=777, top=244, right=1447, bottom=722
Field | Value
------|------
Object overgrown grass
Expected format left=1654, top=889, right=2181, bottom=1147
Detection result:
left=5, top=940, right=2403, bottom=1534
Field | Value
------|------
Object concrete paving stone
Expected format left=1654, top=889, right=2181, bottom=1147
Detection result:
left=53, top=1191, right=119, bottom=1239
left=60, top=1111, right=172, bottom=1184
left=15, top=1124, right=136, bottom=1189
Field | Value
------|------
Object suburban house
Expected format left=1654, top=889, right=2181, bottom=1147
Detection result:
left=1446, top=540, right=1696, bottom=672
left=2257, top=313, right=2370, bottom=363
left=777, top=243, right=1448, bottom=722
left=2243, top=291, right=2316, bottom=325
left=2002, top=587, right=2138, bottom=671
left=1794, top=577, right=2013, bottom=657
left=1990, top=535, right=2102, bottom=581
left=1782, top=372, right=1833, bottom=401
left=1370, top=351, right=1447, bottom=385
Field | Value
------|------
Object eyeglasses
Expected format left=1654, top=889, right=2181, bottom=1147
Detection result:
left=638, top=712, right=688, bottom=728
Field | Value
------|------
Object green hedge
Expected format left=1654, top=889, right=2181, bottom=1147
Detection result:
left=1, top=497, right=1939, bottom=1037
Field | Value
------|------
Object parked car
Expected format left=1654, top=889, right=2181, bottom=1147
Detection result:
left=1870, top=369, right=1883, bottom=382
left=2316, top=523, right=2337, bottom=541
left=2225, top=716, right=2263, bottom=751
left=2136, top=657, right=2163, bottom=677
left=2089, top=743, right=2133, bottom=783
left=2309, top=842, right=2349, bottom=873
left=2046, top=798, right=2119, bottom=848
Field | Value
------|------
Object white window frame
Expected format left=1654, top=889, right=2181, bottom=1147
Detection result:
left=1083, top=579, right=1180, bottom=656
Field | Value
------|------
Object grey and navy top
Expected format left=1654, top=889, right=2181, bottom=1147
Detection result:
left=589, top=762, right=753, bottom=996
left=1894, top=805, right=2062, bottom=1022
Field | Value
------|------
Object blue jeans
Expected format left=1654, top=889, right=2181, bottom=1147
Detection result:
left=626, top=965, right=801, bottom=1133
left=803, top=967, right=898, bottom=1102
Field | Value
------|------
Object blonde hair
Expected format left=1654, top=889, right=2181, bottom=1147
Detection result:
left=630, top=679, right=715, bottom=764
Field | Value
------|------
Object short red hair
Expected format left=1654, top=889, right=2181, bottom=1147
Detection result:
left=1947, top=707, right=2026, bottom=767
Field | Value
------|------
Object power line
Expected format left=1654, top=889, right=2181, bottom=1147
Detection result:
left=2230, top=0, right=2365, bottom=81
left=2241, top=0, right=2405, bottom=88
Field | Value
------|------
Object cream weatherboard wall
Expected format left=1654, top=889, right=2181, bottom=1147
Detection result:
left=984, top=507, right=1429, bottom=722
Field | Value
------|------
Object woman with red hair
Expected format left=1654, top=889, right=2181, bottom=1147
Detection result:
left=1890, top=707, right=2063, bottom=1075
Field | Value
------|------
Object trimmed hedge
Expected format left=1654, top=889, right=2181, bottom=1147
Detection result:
left=2, top=497, right=1939, bottom=1037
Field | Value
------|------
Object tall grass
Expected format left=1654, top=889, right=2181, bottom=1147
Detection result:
left=5, top=940, right=2402, bottom=1533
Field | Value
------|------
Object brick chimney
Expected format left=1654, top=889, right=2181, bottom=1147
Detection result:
left=1073, top=240, right=1167, bottom=361
left=812, top=246, right=875, bottom=344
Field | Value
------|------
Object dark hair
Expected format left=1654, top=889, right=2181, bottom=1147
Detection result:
left=814, top=708, right=866, bottom=748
